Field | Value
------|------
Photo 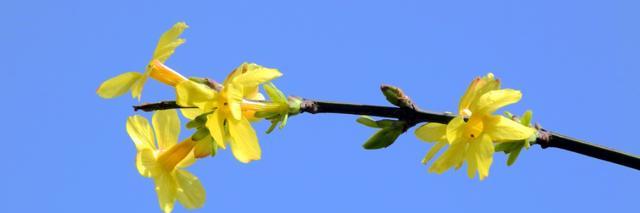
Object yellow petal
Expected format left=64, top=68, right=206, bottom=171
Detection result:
left=422, top=141, right=446, bottom=165
left=126, top=115, right=156, bottom=151
left=206, top=111, right=226, bottom=149
left=465, top=134, right=494, bottom=180
left=154, top=173, right=177, bottom=213
left=175, top=80, right=216, bottom=109
left=225, top=83, right=244, bottom=120
left=175, top=170, right=206, bottom=209
left=178, top=108, right=202, bottom=121
left=458, top=73, right=500, bottom=113
left=429, top=142, right=466, bottom=174
left=153, top=22, right=188, bottom=63
left=96, top=72, right=142, bottom=99
left=131, top=74, right=148, bottom=101
left=136, top=149, right=157, bottom=178
left=446, top=116, right=466, bottom=145
left=474, top=89, right=522, bottom=114
left=228, top=118, right=261, bottom=163
left=485, top=115, right=535, bottom=142
left=415, top=123, right=448, bottom=143
left=153, top=110, right=181, bottom=150
left=233, top=66, right=282, bottom=88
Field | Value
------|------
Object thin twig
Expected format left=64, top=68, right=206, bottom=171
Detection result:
left=133, top=100, right=640, bottom=170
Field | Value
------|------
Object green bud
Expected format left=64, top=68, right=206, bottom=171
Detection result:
left=380, top=84, right=414, bottom=108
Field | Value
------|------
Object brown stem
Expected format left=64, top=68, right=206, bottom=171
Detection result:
left=133, top=100, right=640, bottom=170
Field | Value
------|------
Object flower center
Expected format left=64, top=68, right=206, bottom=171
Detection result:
left=465, top=116, right=484, bottom=139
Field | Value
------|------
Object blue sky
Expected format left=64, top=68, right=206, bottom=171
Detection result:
left=2, top=0, right=639, bottom=212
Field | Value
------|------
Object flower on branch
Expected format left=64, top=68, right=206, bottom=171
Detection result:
left=414, top=73, right=535, bottom=180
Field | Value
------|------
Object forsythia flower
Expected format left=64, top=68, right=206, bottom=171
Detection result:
left=174, top=63, right=282, bottom=163
left=126, top=110, right=205, bottom=212
left=414, top=73, right=535, bottom=180
left=97, top=22, right=188, bottom=100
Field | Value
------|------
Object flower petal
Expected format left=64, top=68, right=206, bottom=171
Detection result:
left=153, top=22, right=188, bottom=63
left=175, top=80, right=216, bottom=109
left=474, top=89, right=521, bottom=114
left=465, top=134, right=494, bottom=180
left=154, top=173, right=177, bottom=213
left=415, top=123, right=448, bottom=143
left=126, top=115, right=156, bottom=151
left=96, top=72, right=142, bottom=99
left=180, top=108, right=205, bottom=120
left=206, top=111, right=226, bottom=149
left=228, top=118, right=261, bottom=163
left=130, top=74, right=148, bottom=101
left=233, top=65, right=282, bottom=89
left=225, top=83, right=244, bottom=120
left=422, top=141, right=446, bottom=165
left=153, top=110, right=181, bottom=150
left=136, top=149, right=157, bottom=178
left=485, top=115, right=535, bottom=142
left=175, top=170, right=206, bottom=209
left=429, top=141, right=467, bottom=174
left=446, top=116, right=466, bottom=145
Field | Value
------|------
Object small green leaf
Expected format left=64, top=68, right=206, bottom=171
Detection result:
left=186, top=112, right=211, bottom=129
left=495, top=142, right=517, bottom=153
left=503, top=111, right=514, bottom=118
left=265, top=121, right=278, bottom=134
left=279, top=114, right=289, bottom=129
left=362, top=127, right=403, bottom=150
left=263, top=82, right=287, bottom=104
left=356, top=116, right=379, bottom=128
left=507, top=144, right=524, bottom=166
left=375, top=119, right=397, bottom=128
left=191, top=127, right=210, bottom=141
left=521, top=110, right=533, bottom=126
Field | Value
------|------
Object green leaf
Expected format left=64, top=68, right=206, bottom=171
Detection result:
left=279, top=114, right=289, bottom=129
left=263, top=82, right=287, bottom=104
left=265, top=121, right=278, bottom=134
left=186, top=112, right=211, bottom=129
left=362, top=127, right=403, bottom=150
left=356, top=116, right=379, bottom=128
left=521, top=110, right=533, bottom=126
left=191, top=127, right=210, bottom=141
left=495, top=142, right=518, bottom=153
left=507, top=144, right=524, bottom=166
left=375, top=119, right=397, bottom=128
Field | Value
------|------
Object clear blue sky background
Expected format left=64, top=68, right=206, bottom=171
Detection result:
left=2, top=0, right=639, bottom=212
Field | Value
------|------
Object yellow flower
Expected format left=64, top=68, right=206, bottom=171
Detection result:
left=174, top=63, right=282, bottom=163
left=415, top=73, right=535, bottom=180
left=97, top=22, right=188, bottom=100
left=126, top=110, right=205, bottom=213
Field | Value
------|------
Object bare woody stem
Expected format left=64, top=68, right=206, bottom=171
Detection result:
left=133, top=100, right=640, bottom=170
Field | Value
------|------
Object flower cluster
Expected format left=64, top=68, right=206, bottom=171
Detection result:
left=97, top=22, right=293, bottom=212
left=98, top=22, right=538, bottom=212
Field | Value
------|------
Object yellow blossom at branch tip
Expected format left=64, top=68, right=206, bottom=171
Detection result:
left=126, top=109, right=205, bottom=213
left=415, top=73, right=535, bottom=180
left=175, top=63, right=282, bottom=163
left=97, top=22, right=188, bottom=100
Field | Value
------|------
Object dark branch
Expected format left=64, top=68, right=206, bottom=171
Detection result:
left=133, top=101, right=195, bottom=112
left=300, top=99, right=640, bottom=170
left=133, top=99, right=640, bottom=170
